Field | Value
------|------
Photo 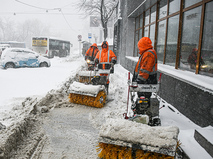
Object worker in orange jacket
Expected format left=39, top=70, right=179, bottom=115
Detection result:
left=85, top=43, right=99, bottom=61
left=95, top=41, right=117, bottom=65
left=94, top=41, right=117, bottom=92
left=133, top=37, right=157, bottom=98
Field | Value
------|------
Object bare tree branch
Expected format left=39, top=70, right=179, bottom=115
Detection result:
left=77, top=0, right=119, bottom=40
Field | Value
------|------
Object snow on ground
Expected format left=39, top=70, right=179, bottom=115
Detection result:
left=0, top=52, right=212, bottom=158
left=0, top=51, right=86, bottom=127
left=91, top=64, right=213, bottom=159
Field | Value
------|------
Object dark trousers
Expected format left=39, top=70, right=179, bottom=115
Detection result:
left=136, top=74, right=157, bottom=98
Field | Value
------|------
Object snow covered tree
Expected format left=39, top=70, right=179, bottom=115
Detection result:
left=0, top=18, right=50, bottom=47
left=0, top=18, right=17, bottom=41
left=78, top=0, right=118, bottom=40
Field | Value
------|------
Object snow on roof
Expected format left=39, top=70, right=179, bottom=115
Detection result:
left=99, top=118, right=179, bottom=151
left=32, top=36, right=70, bottom=42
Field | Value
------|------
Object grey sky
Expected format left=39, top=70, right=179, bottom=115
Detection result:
left=0, top=0, right=88, bottom=49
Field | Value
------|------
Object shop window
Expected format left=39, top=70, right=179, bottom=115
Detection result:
left=150, top=24, right=155, bottom=45
left=179, top=6, right=202, bottom=71
left=144, top=26, right=149, bottom=37
left=139, top=14, right=143, bottom=28
left=200, top=1, right=213, bottom=76
left=145, top=10, right=150, bottom=25
left=159, top=0, right=167, bottom=20
left=151, top=5, right=156, bottom=23
left=169, top=0, right=180, bottom=15
left=184, top=0, right=201, bottom=9
left=165, top=15, right=179, bottom=66
left=156, top=20, right=166, bottom=63
left=134, top=30, right=139, bottom=56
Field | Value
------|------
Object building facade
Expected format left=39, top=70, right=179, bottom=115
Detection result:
left=114, top=0, right=213, bottom=127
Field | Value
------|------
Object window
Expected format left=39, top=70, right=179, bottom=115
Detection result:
left=184, top=0, right=202, bottom=9
left=12, top=49, right=22, bottom=53
left=145, top=10, right=150, bottom=25
left=132, top=0, right=212, bottom=77
left=144, top=26, right=149, bottom=37
left=139, top=29, right=142, bottom=39
left=200, top=1, right=213, bottom=76
left=156, top=20, right=166, bottom=63
left=150, top=24, right=155, bottom=45
left=169, top=0, right=180, bottom=15
left=151, top=5, right=156, bottom=23
left=134, top=31, right=139, bottom=56
left=159, top=0, right=167, bottom=19
left=179, top=6, right=202, bottom=71
left=136, top=17, right=140, bottom=29
left=165, top=15, right=179, bottom=66
left=139, top=14, right=143, bottom=28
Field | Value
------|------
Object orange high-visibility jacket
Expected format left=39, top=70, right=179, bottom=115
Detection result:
left=135, top=37, right=157, bottom=81
left=95, top=41, right=117, bottom=64
left=85, top=43, right=99, bottom=60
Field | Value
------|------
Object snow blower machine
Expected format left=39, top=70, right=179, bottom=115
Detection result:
left=78, top=58, right=96, bottom=83
left=97, top=72, right=180, bottom=159
left=69, top=63, right=113, bottom=108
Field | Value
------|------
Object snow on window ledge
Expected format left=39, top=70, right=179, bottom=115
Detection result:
left=125, top=56, right=213, bottom=94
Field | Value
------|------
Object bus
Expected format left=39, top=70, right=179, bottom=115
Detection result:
left=32, top=37, right=71, bottom=58
left=0, top=41, right=26, bottom=48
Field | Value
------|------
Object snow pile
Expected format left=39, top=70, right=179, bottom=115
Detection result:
left=78, top=70, right=95, bottom=76
left=99, top=118, right=179, bottom=149
left=69, top=81, right=105, bottom=97
left=0, top=54, right=85, bottom=127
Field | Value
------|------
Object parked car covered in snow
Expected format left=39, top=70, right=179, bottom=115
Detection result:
left=0, top=48, right=51, bottom=69
left=0, top=44, right=11, bottom=58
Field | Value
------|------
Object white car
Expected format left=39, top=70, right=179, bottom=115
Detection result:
left=0, top=48, right=51, bottom=69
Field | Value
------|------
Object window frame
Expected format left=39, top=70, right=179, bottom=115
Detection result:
left=133, top=0, right=212, bottom=75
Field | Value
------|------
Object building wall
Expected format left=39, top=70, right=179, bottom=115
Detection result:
left=116, top=0, right=213, bottom=127
left=159, top=73, right=213, bottom=127
left=119, top=0, right=135, bottom=69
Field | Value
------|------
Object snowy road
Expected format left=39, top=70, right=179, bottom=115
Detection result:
left=38, top=106, right=99, bottom=159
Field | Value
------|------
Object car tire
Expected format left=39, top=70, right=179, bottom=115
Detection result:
left=39, top=62, right=48, bottom=67
left=5, top=62, right=15, bottom=69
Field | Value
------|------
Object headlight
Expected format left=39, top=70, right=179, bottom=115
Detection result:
left=86, top=59, right=91, bottom=63
left=201, top=65, right=208, bottom=69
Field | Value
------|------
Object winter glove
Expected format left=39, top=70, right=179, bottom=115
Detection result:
left=95, top=58, right=99, bottom=65
left=111, top=59, right=116, bottom=65
left=136, top=78, right=146, bottom=84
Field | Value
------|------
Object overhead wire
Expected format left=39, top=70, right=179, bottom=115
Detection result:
left=13, top=0, right=80, bottom=32
left=0, top=12, right=86, bottom=15
left=60, top=10, right=77, bottom=32
left=14, top=0, right=52, bottom=10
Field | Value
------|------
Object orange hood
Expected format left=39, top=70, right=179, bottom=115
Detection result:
left=92, top=43, right=97, bottom=47
left=101, top=41, right=109, bottom=52
left=138, top=37, right=153, bottom=55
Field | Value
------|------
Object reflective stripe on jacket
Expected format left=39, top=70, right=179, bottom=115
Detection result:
left=134, top=49, right=157, bottom=81
left=94, top=41, right=117, bottom=65
left=85, top=43, right=99, bottom=60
